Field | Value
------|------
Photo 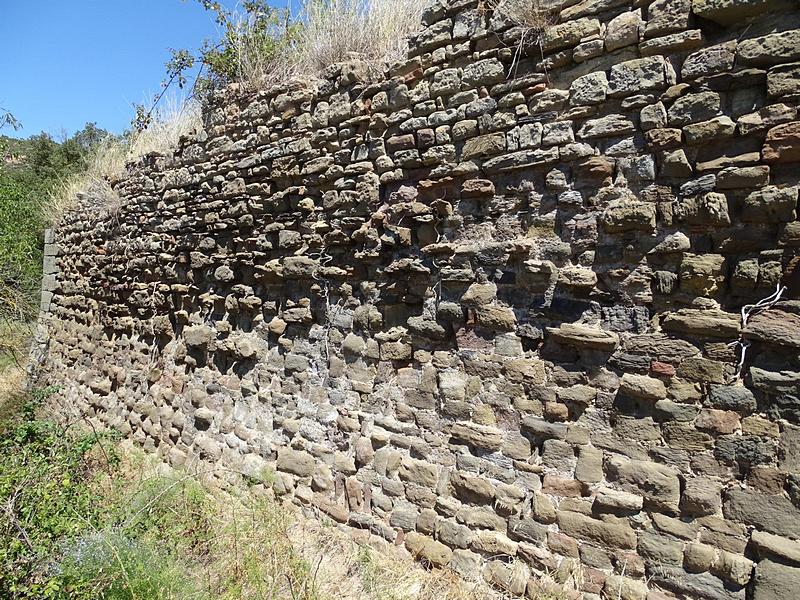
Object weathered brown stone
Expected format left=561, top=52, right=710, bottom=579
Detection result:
left=723, top=489, right=800, bottom=538
left=744, top=308, right=800, bottom=348
left=681, top=477, right=722, bottom=516
left=449, top=422, right=503, bottom=451
left=450, top=470, right=495, bottom=504
left=557, top=511, right=637, bottom=549
left=753, top=559, right=800, bottom=600
left=662, top=308, right=740, bottom=338
left=399, top=457, right=438, bottom=488
left=619, top=373, right=667, bottom=401
left=546, top=323, right=620, bottom=350
left=277, top=448, right=316, bottom=477
left=607, top=456, right=681, bottom=513
left=752, top=530, right=800, bottom=564
left=404, top=531, right=452, bottom=567
left=694, top=0, right=794, bottom=25
left=604, top=574, right=649, bottom=600
left=763, top=122, right=800, bottom=163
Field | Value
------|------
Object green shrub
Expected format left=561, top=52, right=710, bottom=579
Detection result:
left=0, top=391, right=109, bottom=599
left=0, top=173, right=44, bottom=318
left=56, top=530, right=199, bottom=600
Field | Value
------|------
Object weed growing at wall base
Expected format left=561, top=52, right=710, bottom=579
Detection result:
left=0, top=388, right=109, bottom=599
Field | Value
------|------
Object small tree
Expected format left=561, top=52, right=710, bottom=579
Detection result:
left=133, top=0, right=298, bottom=132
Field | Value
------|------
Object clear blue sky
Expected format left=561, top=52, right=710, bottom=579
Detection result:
left=1, top=0, right=290, bottom=140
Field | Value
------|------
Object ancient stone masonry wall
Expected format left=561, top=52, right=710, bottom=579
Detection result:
left=37, top=0, right=800, bottom=597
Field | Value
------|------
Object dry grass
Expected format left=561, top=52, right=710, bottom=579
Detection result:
left=47, top=98, right=201, bottom=226
left=294, top=0, right=429, bottom=76
left=46, top=136, right=126, bottom=226
left=484, top=0, right=559, bottom=80
left=488, top=0, right=559, bottom=31
left=228, top=0, right=429, bottom=89
left=0, top=360, right=25, bottom=416
left=128, top=97, right=202, bottom=159
left=0, top=316, right=28, bottom=422
left=0, top=316, right=32, bottom=368
left=293, top=520, right=501, bottom=600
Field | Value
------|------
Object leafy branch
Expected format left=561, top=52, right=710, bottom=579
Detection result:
left=0, top=107, right=21, bottom=132
left=132, top=0, right=298, bottom=132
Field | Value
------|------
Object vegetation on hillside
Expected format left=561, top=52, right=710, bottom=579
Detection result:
left=0, top=121, right=122, bottom=371
left=0, top=120, right=120, bottom=361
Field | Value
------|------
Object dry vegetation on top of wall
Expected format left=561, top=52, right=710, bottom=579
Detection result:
left=47, top=0, right=430, bottom=224
left=47, top=99, right=202, bottom=226
left=212, top=0, right=430, bottom=90
left=484, top=0, right=559, bottom=31
left=294, top=0, right=431, bottom=78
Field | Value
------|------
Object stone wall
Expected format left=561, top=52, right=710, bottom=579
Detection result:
left=36, top=0, right=800, bottom=597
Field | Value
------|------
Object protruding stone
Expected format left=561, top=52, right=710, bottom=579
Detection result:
left=693, top=0, right=794, bottom=25
left=183, top=325, right=215, bottom=348
left=723, top=489, right=800, bottom=538
left=600, top=201, right=657, bottom=233
left=450, top=422, right=503, bottom=451
left=609, top=56, right=670, bottom=97
left=619, top=373, right=667, bottom=402
left=606, top=10, right=642, bottom=50
left=661, top=308, right=740, bottom=338
left=404, top=531, right=452, bottom=567
left=752, top=559, right=800, bottom=600
left=557, top=511, right=637, bottom=549
left=547, top=323, right=620, bottom=350
left=763, top=122, right=800, bottom=163
left=399, top=457, right=439, bottom=488
left=607, top=456, right=681, bottom=513
left=277, top=448, right=316, bottom=477
left=738, top=29, right=800, bottom=66
left=682, top=478, right=722, bottom=516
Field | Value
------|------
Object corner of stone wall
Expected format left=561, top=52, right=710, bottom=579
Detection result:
left=26, top=228, right=57, bottom=388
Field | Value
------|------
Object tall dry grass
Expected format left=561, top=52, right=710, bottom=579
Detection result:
left=129, top=97, right=202, bottom=159
left=228, top=0, right=429, bottom=89
left=47, top=98, right=201, bottom=226
left=294, top=0, right=429, bottom=75
left=488, top=0, right=559, bottom=31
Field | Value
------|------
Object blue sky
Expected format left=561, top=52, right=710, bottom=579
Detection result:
left=1, top=0, right=290, bottom=140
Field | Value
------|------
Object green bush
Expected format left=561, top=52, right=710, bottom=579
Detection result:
left=0, top=173, right=44, bottom=314
left=0, top=390, right=108, bottom=599
left=0, top=123, right=115, bottom=324
left=57, top=530, right=199, bottom=600
left=0, top=387, right=328, bottom=600
left=0, top=388, right=208, bottom=599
